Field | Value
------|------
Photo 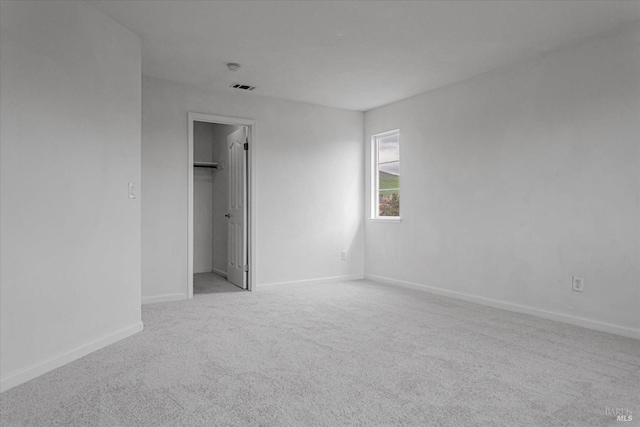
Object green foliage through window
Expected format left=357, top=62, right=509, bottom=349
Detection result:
left=373, top=131, right=400, bottom=218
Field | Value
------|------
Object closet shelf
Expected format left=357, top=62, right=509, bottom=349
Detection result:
left=194, top=162, right=219, bottom=169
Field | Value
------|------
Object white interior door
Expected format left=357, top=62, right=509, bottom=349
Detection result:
left=227, top=127, right=247, bottom=289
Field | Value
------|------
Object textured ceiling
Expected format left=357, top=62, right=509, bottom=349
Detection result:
left=88, top=0, right=640, bottom=111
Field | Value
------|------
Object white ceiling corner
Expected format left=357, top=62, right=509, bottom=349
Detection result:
left=87, top=0, right=640, bottom=111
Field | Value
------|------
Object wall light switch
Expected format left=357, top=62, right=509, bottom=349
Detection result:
left=341, top=251, right=348, bottom=261
left=128, top=182, right=136, bottom=199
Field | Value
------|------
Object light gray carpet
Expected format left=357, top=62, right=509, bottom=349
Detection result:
left=194, top=272, right=244, bottom=295
left=1, top=279, right=638, bottom=426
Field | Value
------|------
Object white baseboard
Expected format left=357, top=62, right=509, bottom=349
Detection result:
left=0, top=321, right=144, bottom=393
left=210, top=267, right=228, bottom=278
left=259, top=274, right=364, bottom=288
left=141, top=293, right=186, bottom=305
left=194, top=267, right=228, bottom=277
left=365, top=274, right=640, bottom=340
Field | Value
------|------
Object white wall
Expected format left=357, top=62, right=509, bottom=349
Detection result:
left=193, top=121, right=215, bottom=273
left=142, top=77, right=364, bottom=300
left=364, top=24, right=640, bottom=338
left=0, top=0, right=142, bottom=391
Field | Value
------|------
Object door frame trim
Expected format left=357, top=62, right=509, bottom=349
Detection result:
left=187, top=112, right=256, bottom=297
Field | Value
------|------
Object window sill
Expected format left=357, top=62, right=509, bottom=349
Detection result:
left=369, top=218, right=402, bottom=223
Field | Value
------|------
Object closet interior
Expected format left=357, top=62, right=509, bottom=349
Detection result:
left=193, top=121, right=244, bottom=294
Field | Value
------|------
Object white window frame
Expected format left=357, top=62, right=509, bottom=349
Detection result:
left=371, top=129, right=401, bottom=222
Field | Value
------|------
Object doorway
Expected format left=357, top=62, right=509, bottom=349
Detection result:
left=188, top=113, right=255, bottom=297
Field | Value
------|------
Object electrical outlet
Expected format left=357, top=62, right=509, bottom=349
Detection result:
left=572, top=276, right=584, bottom=292
left=341, top=251, right=348, bottom=261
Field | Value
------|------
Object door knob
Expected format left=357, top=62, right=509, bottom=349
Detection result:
left=225, top=214, right=231, bottom=218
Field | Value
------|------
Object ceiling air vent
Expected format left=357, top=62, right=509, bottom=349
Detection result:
left=230, top=83, right=257, bottom=91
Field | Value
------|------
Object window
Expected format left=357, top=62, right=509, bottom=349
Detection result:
left=372, top=130, right=400, bottom=219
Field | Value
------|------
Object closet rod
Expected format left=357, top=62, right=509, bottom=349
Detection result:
left=194, top=162, right=219, bottom=169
